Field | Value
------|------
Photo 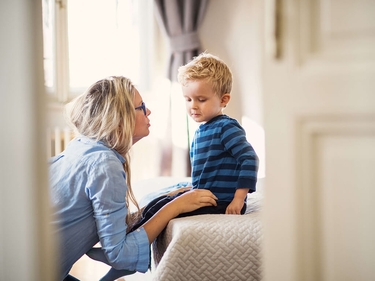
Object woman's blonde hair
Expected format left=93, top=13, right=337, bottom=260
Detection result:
left=177, top=52, right=233, bottom=97
left=65, top=76, right=140, bottom=216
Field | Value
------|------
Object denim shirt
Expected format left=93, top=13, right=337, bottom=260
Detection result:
left=49, top=136, right=150, bottom=279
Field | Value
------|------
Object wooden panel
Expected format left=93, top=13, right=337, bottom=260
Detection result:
left=298, top=0, right=375, bottom=65
left=318, top=134, right=375, bottom=280
left=296, top=115, right=375, bottom=281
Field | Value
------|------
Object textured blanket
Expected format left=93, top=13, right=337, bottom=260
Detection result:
left=151, top=192, right=263, bottom=281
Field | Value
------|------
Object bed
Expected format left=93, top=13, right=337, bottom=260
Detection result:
left=133, top=177, right=264, bottom=281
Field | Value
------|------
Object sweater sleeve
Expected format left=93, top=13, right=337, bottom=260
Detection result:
left=221, top=121, right=259, bottom=192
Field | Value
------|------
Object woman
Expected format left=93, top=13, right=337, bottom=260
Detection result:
left=49, top=76, right=218, bottom=280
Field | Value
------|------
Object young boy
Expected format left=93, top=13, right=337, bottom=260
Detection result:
left=177, top=52, right=259, bottom=214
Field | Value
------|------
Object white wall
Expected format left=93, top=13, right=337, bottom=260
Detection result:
left=200, top=0, right=265, bottom=181
left=200, top=0, right=263, bottom=126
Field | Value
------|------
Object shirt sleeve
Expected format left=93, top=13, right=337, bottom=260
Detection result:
left=221, top=121, right=259, bottom=192
left=85, top=153, right=150, bottom=272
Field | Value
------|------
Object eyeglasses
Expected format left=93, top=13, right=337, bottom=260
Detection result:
left=135, top=101, right=147, bottom=115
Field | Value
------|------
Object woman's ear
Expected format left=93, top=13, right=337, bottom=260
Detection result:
left=221, top=94, right=231, bottom=108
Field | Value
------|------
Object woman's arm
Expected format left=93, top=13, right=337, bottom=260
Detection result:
left=142, top=189, right=217, bottom=242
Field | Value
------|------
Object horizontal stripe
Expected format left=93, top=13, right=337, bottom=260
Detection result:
left=190, top=115, right=259, bottom=201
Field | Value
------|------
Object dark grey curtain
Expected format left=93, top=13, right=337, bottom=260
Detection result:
left=154, top=0, right=209, bottom=82
left=154, top=0, right=209, bottom=176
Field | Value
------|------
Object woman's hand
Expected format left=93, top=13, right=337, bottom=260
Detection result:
left=172, top=189, right=218, bottom=214
left=142, top=189, right=217, bottom=243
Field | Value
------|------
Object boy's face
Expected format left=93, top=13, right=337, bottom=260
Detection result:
left=182, top=80, right=230, bottom=123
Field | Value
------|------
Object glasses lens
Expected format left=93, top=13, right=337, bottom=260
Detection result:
left=141, top=103, right=146, bottom=115
left=136, top=102, right=147, bottom=115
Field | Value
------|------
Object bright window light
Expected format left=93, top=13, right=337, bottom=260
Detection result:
left=42, top=0, right=55, bottom=90
left=42, top=0, right=141, bottom=97
left=242, top=116, right=266, bottom=179
left=67, top=0, right=140, bottom=89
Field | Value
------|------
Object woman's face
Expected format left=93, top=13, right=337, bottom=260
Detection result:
left=133, top=89, right=151, bottom=144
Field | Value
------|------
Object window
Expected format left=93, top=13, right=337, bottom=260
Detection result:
left=42, top=0, right=151, bottom=102
left=42, top=0, right=55, bottom=91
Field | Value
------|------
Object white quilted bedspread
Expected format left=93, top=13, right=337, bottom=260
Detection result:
left=151, top=193, right=263, bottom=281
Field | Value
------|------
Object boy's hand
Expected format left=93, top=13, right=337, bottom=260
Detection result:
left=225, top=197, right=244, bottom=214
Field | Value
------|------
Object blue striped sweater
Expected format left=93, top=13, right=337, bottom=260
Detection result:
left=190, top=115, right=259, bottom=203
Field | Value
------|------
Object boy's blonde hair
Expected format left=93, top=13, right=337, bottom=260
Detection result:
left=177, top=52, right=233, bottom=97
left=65, top=76, right=140, bottom=214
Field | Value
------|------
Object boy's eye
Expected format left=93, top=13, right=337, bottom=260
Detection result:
left=199, top=99, right=206, bottom=102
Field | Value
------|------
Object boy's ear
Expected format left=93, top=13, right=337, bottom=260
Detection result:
left=221, top=94, right=231, bottom=107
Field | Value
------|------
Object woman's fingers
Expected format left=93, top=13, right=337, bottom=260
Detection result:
left=175, top=189, right=218, bottom=213
left=197, top=190, right=218, bottom=205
